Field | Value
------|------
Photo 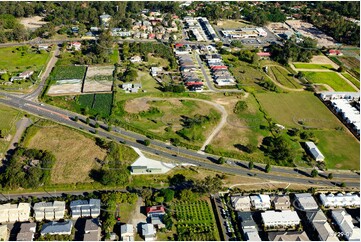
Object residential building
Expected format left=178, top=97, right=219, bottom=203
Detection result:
left=151, top=216, right=165, bottom=229
left=330, top=99, right=360, bottom=134
left=0, top=225, right=9, bottom=241
left=271, top=195, right=291, bottom=210
left=244, top=231, right=261, bottom=241
left=237, top=211, right=261, bottom=240
left=320, top=92, right=360, bottom=101
left=19, top=70, right=34, bottom=79
left=83, top=218, right=100, bottom=241
left=146, top=205, right=166, bottom=217
left=70, top=41, right=81, bottom=51
left=16, top=222, right=37, bottom=241
left=141, top=223, right=156, bottom=241
left=327, top=49, right=343, bottom=56
left=130, top=56, right=142, bottom=63
left=38, top=44, right=50, bottom=50
left=40, top=220, right=73, bottom=236
left=70, top=199, right=101, bottom=219
left=261, top=210, right=301, bottom=228
left=257, top=52, right=271, bottom=59
left=268, top=231, right=310, bottom=241
left=331, top=209, right=360, bottom=241
left=294, top=193, right=319, bottom=210
left=100, top=13, right=111, bottom=27
left=122, top=83, right=133, bottom=90
left=231, top=196, right=251, bottom=211
left=33, top=201, right=66, bottom=221
left=306, top=209, right=339, bottom=241
left=120, top=224, right=134, bottom=241
left=250, top=195, right=271, bottom=210
left=0, top=203, right=31, bottom=223
left=150, top=67, right=163, bottom=77
left=305, top=141, right=325, bottom=162
left=320, top=193, right=360, bottom=208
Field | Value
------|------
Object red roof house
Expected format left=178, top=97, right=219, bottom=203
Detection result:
left=327, top=49, right=343, bottom=56
left=146, top=205, right=166, bottom=217
left=211, top=66, right=228, bottom=70
left=175, top=43, right=184, bottom=48
left=257, top=52, right=271, bottom=57
left=148, top=33, right=156, bottom=39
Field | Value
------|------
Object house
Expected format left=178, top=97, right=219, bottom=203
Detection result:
left=83, top=218, right=101, bottom=241
left=130, top=56, right=142, bottom=63
left=319, top=193, right=360, bottom=208
left=100, top=13, right=111, bottom=26
left=120, top=224, right=134, bottom=241
left=305, top=141, right=325, bottom=162
left=70, top=41, right=82, bottom=51
left=141, top=223, right=156, bottom=241
left=146, top=205, right=165, bottom=217
left=271, top=195, right=291, bottom=210
left=38, top=44, right=50, bottom=50
left=250, top=195, right=271, bottom=210
left=19, top=70, right=34, bottom=79
left=148, top=33, right=156, bottom=39
left=268, top=231, right=310, bottom=241
left=16, top=222, right=37, bottom=241
left=331, top=209, right=360, bottom=241
left=261, top=210, right=301, bottom=228
left=151, top=67, right=163, bottom=77
left=211, top=65, right=228, bottom=70
left=151, top=216, right=165, bottom=229
left=122, top=83, right=133, bottom=90
left=237, top=211, right=261, bottom=240
left=214, top=78, right=236, bottom=86
left=319, top=92, right=360, bottom=101
left=40, top=220, right=73, bottom=236
left=0, top=203, right=31, bottom=223
left=306, top=209, right=339, bottom=241
left=294, top=193, right=319, bottom=210
left=70, top=199, right=101, bottom=219
left=257, top=52, right=271, bottom=59
left=0, top=225, right=9, bottom=241
left=231, top=196, right=251, bottom=211
left=327, top=49, right=343, bottom=56
left=33, top=201, right=66, bottom=221
left=244, top=231, right=262, bottom=241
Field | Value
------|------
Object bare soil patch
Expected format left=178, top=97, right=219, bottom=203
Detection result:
left=124, top=98, right=150, bottom=113
left=310, top=55, right=339, bottom=68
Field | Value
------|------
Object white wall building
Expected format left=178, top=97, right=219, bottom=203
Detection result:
left=294, top=193, right=319, bottom=210
left=250, top=195, right=271, bottom=210
left=231, top=196, right=251, bottom=211
left=320, top=193, right=360, bottom=208
left=261, top=210, right=301, bottom=228
left=70, top=199, right=101, bottom=219
left=331, top=209, right=360, bottom=241
left=0, top=203, right=30, bottom=223
left=305, top=141, right=325, bottom=162
left=33, top=201, right=65, bottom=221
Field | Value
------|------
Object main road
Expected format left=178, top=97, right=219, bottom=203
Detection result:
left=0, top=92, right=359, bottom=188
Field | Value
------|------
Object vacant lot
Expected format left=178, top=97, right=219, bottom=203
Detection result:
left=304, top=72, right=356, bottom=91
left=216, top=19, right=253, bottom=28
left=78, top=93, right=113, bottom=117
left=83, top=65, right=114, bottom=93
left=293, top=63, right=334, bottom=70
left=256, top=92, right=342, bottom=129
left=135, top=71, right=161, bottom=93
left=0, top=46, right=50, bottom=73
left=0, top=104, right=23, bottom=156
left=315, top=130, right=359, bottom=170
left=336, top=56, right=360, bottom=77
left=269, top=66, right=303, bottom=89
left=23, top=121, right=138, bottom=184
left=342, top=72, right=359, bottom=90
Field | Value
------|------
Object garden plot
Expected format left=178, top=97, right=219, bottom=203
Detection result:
left=47, top=66, right=86, bottom=95
left=83, top=65, right=114, bottom=93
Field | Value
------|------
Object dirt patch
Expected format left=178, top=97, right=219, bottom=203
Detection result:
left=310, top=55, right=339, bottom=68
left=19, top=16, right=47, bottom=30
left=124, top=98, right=150, bottom=113
left=47, top=83, right=83, bottom=95
left=26, top=126, right=106, bottom=184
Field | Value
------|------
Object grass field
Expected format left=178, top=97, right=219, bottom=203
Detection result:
left=172, top=199, right=220, bottom=241
left=78, top=93, right=113, bottom=117
left=51, top=65, right=87, bottom=80
left=216, top=19, right=253, bottom=28
left=314, top=130, right=359, bottom=170
left=23, top=120, right=138, bottom=184
left=337, top=56, right=360, bottom=77
left=303, top=72, right=355, bottom=91
left=0, top=104, right=23, bottom=156
left=135, top=71, right=161, bottom=93
left=342, top=72, right=360, bottom=89
left=147, top=54, right=170, bottom=67
left=293, top=63, right=334, bottom=69
left=269, top=66, right=303, bottom=89
left=0, top=46, right=50, bottom=73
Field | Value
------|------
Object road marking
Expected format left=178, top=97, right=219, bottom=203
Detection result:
left=25, top=103, right=69, bottom=120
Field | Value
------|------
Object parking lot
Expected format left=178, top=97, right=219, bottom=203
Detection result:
left=214, top=193, right=237, bottom=241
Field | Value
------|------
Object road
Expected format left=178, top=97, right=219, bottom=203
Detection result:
left=0, top=93, right=359, bottom=189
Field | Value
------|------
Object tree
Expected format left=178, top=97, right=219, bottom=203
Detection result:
left=95, top=122, right=100, bottom=128
left=340, top=182, right=346, bottom=187
left=179, top=189, right=197, bottom=202
left=217, top=157, right=225, bottom=164
left=337, top=65, right=345, bottom=72
left=161, top=188, right=175, bottom=203
left=215, top=41, right=223, bottom=49
left=155, top=196, right=164, bottom=204
left=144, top=139, right=150, bottom=146
left=248, top=161, right=254, bottom=170
left=265, top=163, right=271, bottom=173
left=74, top=116, right=79, bottom=122
left=86, top=117, right=90, bottom=124
left=327, top=173, right=333, bottom=180
left=311, top=169, right=318, bottom=177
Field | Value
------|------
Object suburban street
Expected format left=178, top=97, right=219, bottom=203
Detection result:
left=0, top=92, right=359, bottom=189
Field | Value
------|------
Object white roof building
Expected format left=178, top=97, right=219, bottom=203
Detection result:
left=141, top=224, right=156, bottom=241
left=245, top=231, right=262, bottom=241
left=331, top=209, right=360, bottom=241
left=294, top=193, right=319, bottom=210
left=0, top=203, right=30, bottom=223
left=261, top=210, right=301, bottom=228
left=231, top=196, right=251, bottom=211
left=120, top=224, right=134, bottom=241
left=33, top=201, right=65, bottom=221
left=70, top=199, right=101, bottom=219
left=320, top=92, right=360, bottom=101
left=250, top=195, right=271, bottom=210
left=305, top=141, right=325, bottom=162
left=320, top=193, right=360, bottom=208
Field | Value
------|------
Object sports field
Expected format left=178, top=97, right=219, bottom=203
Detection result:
left=0, top=46, right=50, bottom=72
left=293, top=63, right=334, bottom=69
left=303, top=72, right=356, bottom=91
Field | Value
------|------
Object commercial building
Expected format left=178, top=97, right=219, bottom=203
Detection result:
left=0, top=203, right=31, bottom=223
left=261, top=210, right=301, bottom=228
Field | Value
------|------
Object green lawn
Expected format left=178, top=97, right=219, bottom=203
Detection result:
left=0, top=46, right=50, bottom=73
left=314, top=130, right=359, bottom=170
left=147, top=54, right=170, bottom=67
left=0, top=104, right=23, bottom=155
left=136, top=71, right=161, bottom=93
left=51, top=65, right=87, bottom=80
left=256, top=92, right=342, bottom=129
left=269, top=66, right=303, bottom=89
left=342, top=72, right=359, bottom=90
left=303, top=72, right=356, bottom=91
left=293, top=63, right=334, bottom=70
